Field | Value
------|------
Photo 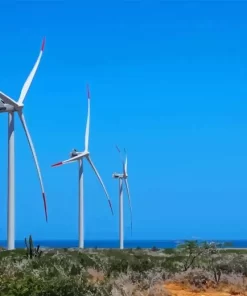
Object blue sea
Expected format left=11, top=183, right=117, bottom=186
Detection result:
left=0, top=239, right=247, bottom=249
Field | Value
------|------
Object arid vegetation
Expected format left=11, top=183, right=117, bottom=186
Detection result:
left=1, top=237, right=247, bottom=295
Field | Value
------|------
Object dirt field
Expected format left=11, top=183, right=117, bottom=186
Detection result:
left=164, top=282, right=247, bottom=296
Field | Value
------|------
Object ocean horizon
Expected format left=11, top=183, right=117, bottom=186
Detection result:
left=1, top=239, right=247, bottom=249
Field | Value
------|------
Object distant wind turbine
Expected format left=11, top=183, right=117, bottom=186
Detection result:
left=0, top=38, right=48, bottom=250
left=51, top=85, right=113, bottom=249
left=113, top=146, right=132, bottom=249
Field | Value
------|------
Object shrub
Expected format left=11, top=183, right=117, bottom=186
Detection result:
left=151, top=246, right=159, bottom=252
left=131, top=258, right=155, bottom=273
left=1, top=276, right=111, bottom=296
left=106, top=258, right=129, bottom=276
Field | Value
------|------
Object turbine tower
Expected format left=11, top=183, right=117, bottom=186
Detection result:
left=0, top=38, right=48, bottom=250
left=113, top=146, right=132, bottom=249
left=51, top=85, right=113, bottom=249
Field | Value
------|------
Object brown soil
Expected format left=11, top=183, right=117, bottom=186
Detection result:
left=164, top=282, right=247, bottom=296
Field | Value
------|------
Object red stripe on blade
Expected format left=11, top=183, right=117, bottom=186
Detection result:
left=87, top=84, right=90, bottom=99
left=108, top=200, right=114, bottom=215
left=42, top=192, right=48, bottom=222
left=51, top=162, right=63, bottom=167
left=41, top=37, right=46, bottom=51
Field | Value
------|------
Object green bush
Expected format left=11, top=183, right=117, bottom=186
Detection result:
left=161, top=255, right=183, bottom=273
left=106, top=258, right=129, bottom=276
left=0, top=275, right=111, bottom=296
left=130, top=258, right=155, bottom=272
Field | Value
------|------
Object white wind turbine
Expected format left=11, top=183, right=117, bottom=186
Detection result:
left=51, top=85, right=113, bottom=249
left=0, top=38, right=48, bottom=250
left=113, top=146, right=132, bottom=249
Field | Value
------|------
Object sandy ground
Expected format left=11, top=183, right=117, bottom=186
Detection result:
left=164, top=282, right=247, bottom=296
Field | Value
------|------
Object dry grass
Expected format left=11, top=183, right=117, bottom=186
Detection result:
left=2, top=241, right=247, bottom=295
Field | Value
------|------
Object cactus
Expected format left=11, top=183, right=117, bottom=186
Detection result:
left=24, top=235, right=42, bottom=259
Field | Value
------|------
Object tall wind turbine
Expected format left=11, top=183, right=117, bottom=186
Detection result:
left=113, top=146, right=132, bottom=249
left=51, top=85, right=113, bottom=249
left=0, top=38, right=48, bottom=250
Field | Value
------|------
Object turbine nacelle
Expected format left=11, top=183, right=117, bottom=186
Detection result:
left=70, top=149, right=89, bottom=159
left=0, top=93, right=24, bottom=113
left=0, top=103, right=14, bottom=113
left=112, top=172, right=127, bottom=179
left=70, top=149, right=79, bottom=158
left=112, top=173, right=123, bottom=179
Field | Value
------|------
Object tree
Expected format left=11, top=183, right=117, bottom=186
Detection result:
left=177, top=240, right=206, bottom=271
left=177, top=240, right=231, bottom=273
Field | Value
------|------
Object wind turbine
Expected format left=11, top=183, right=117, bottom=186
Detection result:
left=113, top=146, right=132, bottom=249
left=0, top=38, right=48, bottom=250
left=51, top=85, right=113, bottom=249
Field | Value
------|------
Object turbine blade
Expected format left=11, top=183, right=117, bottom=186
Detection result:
left=86, top=156, right=113, bottom=215
left=0, top=92, right=19, bottom=108
left=116, top=145, right=125, bottom=172
left=123, top=178, right=133, bottom=236
left=124, top=148, right=128, bottom=176
left=18, top=38, right=45, bottom=105
left=51, top=153, right=87, bottom=167
left=116, top=145, right=121, bottom=153
left=18, top=111, right=48, bottom=222
left=116, top=146, right=128, bottom=176
left=84, top=84, right=90, bottom=151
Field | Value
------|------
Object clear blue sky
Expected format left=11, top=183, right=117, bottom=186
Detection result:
left=0, top=0, right=247, bottom=241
